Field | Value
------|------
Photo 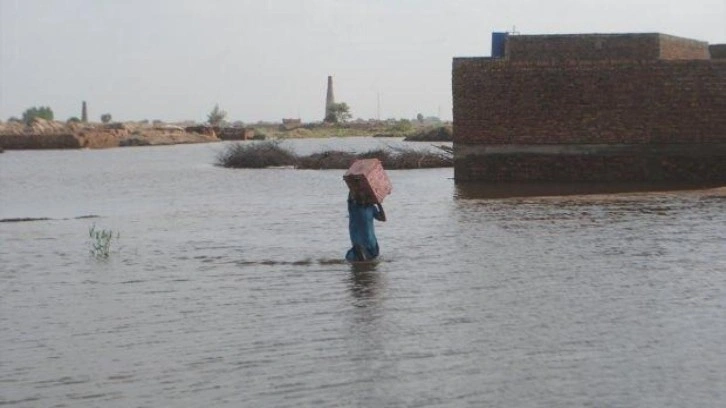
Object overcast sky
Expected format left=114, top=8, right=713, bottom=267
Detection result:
left=1, top=0, right=724, bottom=123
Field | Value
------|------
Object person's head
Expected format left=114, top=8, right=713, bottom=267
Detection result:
left=349, top=191, right=371, bottom=205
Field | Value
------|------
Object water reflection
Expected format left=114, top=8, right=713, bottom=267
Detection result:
left=454, top=181, right=724, bottom=199
left=348, top=266, right=382, bottom=305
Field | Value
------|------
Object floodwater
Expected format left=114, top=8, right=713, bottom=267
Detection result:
left=1, top=138, right=725, bottom=407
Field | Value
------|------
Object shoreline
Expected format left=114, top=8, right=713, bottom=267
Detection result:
left=0, top=120, right=452, bottom=151
left=0, top=121, right=218, bottom=150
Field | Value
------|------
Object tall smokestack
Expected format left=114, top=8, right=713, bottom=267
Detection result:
left=81, top=101, right=88, bottom=123
left=325, top=75, right=335, bottom=121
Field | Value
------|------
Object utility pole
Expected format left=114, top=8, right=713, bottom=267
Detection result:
left=377, top=92, right=381, bottom=121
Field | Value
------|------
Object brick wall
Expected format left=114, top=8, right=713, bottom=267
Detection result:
left=453, top=59, right=726, bottom=145
left=506, top=33, right=709, bottom=62
left=452, top=56, right=726, bottom=182
left=454, top=152, right=726, bottom=182
left=506, top=34, right=661, bottom=62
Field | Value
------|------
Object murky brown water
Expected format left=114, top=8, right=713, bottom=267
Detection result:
left=1, top=139, right=725, bottom=407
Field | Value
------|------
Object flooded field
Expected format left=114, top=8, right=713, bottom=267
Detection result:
left=1, top=138, right=725, bottom=407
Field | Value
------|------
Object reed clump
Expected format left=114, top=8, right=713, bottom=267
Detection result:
left=89, top=224, right=119, bottom=258
left=217, top=141, right=452, bottom=169
left=216, top=141, right=297, bottom=168
left=403, top=125, right=453, bottom=142
left=295, top=150, right=357, bottom=169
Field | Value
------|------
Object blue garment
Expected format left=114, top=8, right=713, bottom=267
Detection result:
left=346, top=199, right=382, bottom=262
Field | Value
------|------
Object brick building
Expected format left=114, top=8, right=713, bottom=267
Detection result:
left=452, top=33, right=726, bottom=183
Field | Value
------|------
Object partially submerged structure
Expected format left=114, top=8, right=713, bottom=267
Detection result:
left=452, top=33, right=726, bottom=183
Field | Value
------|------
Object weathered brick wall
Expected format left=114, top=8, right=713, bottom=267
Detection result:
left=506, top=34, right=661, bottom=62
left=454, top=153, right=726, bottom=182
left=452, top=57, right=726, bottom=182
left=506, top=34, right=709, bottom=62
left=453, top=58, right=726, bottom=145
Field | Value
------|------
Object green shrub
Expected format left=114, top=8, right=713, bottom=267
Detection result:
left=22, top=106, right=54, bottom=124
left=325, top=102, right=352, bottom=123
left=391, top=119, right=413, bottom=133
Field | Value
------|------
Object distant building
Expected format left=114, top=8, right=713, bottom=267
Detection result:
left=452, top=32, right=726, bottom=183
left=281, top=118, right=302, bottom=130
left=217, top=127, right=254, bottom=140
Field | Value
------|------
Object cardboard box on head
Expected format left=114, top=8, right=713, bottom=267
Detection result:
left=343, top=158, right=392, bottom=204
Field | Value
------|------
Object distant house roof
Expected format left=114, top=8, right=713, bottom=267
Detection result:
left=502, top=33, right=711, bottom=62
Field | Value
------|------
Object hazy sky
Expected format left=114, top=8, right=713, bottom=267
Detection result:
left=1, top=0, right=724, bottom=123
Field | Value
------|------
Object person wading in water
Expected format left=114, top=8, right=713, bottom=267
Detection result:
left=345, top=192, right=386, bottom=262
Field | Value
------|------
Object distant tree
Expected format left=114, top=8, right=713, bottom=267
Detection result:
left=207, top=104, right=227, bottom=126
left=325, top=102, right=352, bottom=123
left=67, top=117, right=81, bottom=123
left=416, top=113, right=424, bottom=123
left=22, top=106, right=54, bottom=125
left=392, top=119, right=413, bottom=132
left=100, top=113, right=112, bottom=124
left=8, top=117, right=22, bottom=123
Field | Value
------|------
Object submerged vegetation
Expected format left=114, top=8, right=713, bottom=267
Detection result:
left=89, top=224, right=119, bottom=258
left=216, top=141, right=452, bottom=170
left=216, top=141, right=298, bottom=168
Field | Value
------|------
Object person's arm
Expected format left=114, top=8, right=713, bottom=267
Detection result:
left=374, top=203, right=386, bottom=222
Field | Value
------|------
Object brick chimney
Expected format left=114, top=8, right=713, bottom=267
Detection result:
left=324, top=75, right=335, bottom=121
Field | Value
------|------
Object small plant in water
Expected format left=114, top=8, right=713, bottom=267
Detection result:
left=88, top=224, right=119, bottom=258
